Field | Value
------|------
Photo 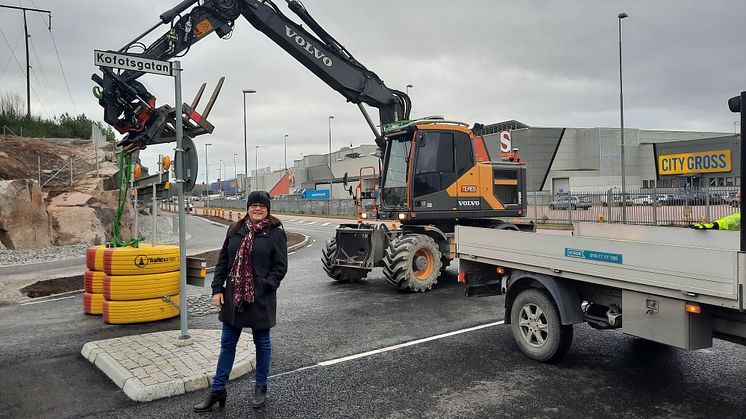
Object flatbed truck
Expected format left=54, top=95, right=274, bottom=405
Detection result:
left=456, top=223, right=746, bottom=362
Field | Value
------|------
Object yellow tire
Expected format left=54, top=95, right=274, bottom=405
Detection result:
left=83, top=292, right=104, bottom=315
left=103, top=294, right=180, bottom=324
left=103, top=271, right=180, bottom=301
left=86, top=245, right=106, bottom=271
left=84, top=270, right=105, bottom=294
left=103, top=244, right=180, bottom=275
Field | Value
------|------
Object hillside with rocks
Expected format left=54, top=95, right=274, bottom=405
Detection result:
left=0, top=135, right=135, bottom=250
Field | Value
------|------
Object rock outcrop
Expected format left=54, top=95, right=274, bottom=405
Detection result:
left=45, top=191, right=135, bottom=245
left=0, top=179, right=53, bottom=249
left=46, top=192, right=106, bottom=245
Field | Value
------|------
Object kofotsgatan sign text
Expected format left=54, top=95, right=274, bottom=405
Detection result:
left=658, top=150, right=731, bottom=175
left=94, top=50, right=173, bottom=76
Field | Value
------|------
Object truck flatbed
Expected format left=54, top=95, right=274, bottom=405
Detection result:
left=457, top=223, right=744, bottom=309
left=456, top=222, right=746, bottom=361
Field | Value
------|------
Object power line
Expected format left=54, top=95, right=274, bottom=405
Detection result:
left=0, top=3, right=51, bottom=118
left=47, top=26, right=77, bottom=114
left=27, top=0, right=77, bottom=115
left=0, top=31, right=22, bottom=82
left=0, top=26, right=26, bottom=80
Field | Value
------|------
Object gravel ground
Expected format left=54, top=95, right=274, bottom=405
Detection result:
left=0, top=215, right=178, bottom=267
left=0, top=242, right=92, bottom=266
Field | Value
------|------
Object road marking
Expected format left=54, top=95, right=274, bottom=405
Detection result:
left=268, top=321, right=504, bottom=379
left=322, top=222, right=330, bottom=226
left=20, top=294, right=78, bottom=305
left=307, top=221, right=317, bottom=225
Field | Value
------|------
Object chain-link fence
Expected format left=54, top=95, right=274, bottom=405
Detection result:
left=181, top=187, right=741, bottom=226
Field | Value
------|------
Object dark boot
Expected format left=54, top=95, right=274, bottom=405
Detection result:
left=252, top=384, right=268, bottom=408
left=193, top=389, right=227, bottom=412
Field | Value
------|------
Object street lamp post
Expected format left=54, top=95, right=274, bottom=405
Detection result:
left=284, top=134, right=288, bottom=171
left=618, top=12, right=629, bottom=224
left=242, top=89, right=256, bottom=195
left=328, top=115, right=334, bottom=214
left=255, top=145, right=260, bottom=192
left=205, top=143, right=212, bottom=214
left=233, top=153, right=238, bottom=195
left=218, top=159, right=223, bottom=197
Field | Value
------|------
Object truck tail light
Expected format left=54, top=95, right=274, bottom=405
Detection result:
left=685, top=303, right=701, bottom=314
left=496, top=267, right=505, bottom=275
left=458, top=272, right=466, bottom=283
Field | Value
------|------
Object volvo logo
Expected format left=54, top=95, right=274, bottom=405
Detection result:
left=285, top=26, right=333, bottom=67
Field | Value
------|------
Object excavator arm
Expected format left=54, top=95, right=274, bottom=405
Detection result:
left=92, top=0, right=410, bottom=151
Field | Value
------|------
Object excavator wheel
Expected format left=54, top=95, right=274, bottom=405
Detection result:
left=321, top=238, right=371, bottom=282
left=383, top=234, right=443, bottom=292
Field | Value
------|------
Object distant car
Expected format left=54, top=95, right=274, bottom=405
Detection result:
left=631, top=195, right=654, bottom=205
left=548, top=196, right=592, bottom=210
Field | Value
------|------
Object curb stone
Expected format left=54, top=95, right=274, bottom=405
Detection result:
left=81, top=329, right=255, bottom=402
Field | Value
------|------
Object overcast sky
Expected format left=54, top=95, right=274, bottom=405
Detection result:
left=1, top=0, right=745, bottom=181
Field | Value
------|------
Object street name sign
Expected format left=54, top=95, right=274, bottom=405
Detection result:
left=94, top=50, right=173, bottom=76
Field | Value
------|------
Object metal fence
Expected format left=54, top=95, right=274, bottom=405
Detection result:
left=181, top=188, right=741, bottom=226
left=527, top=188, right=740, bottom=226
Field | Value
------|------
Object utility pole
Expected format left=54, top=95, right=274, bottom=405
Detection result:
left=0, top=5, right=51, bottom=118
left=328, top=116, right=334, bottom=208
left=284, top=134, right=288, bottom=171
left=255, top=145, right=260, bottom=192
left=618, top=12, right=629, bottom=224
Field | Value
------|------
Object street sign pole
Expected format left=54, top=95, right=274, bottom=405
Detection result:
left=95, top=50, right=190, bottom=341
left=173, top=61, right=190, bottom=341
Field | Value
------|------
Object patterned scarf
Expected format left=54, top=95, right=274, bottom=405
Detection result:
left=230, top=217, right=271, bottom=311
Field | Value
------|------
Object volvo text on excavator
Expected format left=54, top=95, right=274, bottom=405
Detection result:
left=92, top=0, right=532, bottom=293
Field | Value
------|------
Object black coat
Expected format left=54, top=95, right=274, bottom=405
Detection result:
left=211, top=216, right=288, bottom=329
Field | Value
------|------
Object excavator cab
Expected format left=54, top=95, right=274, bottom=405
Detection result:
left=378, top=119, right=527, bottom=223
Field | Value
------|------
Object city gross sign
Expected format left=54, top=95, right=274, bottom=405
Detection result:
left=658, top=150, right=731, bottom=175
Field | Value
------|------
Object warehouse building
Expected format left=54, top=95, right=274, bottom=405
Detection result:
left=481, top=122, right=738, bottom=194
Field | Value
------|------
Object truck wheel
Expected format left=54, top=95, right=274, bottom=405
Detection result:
left=321, top=238, right=371, bottom=282
left=383, top=234, right=442, bottom=292
left=510, top=289, right=573, bottom=362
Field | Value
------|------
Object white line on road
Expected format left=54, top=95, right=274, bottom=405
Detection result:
left=268, top=321, right=504, bottom=379
left=322, top=222, right=330, bottom=226
left=307, top=221, right=317, bottom=225
left=20, top=295, right=78, bottom=305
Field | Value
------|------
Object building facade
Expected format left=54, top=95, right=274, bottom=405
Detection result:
left=240, top=123, right=739, bottom=199
left=482, top=125, right=739, bottom=193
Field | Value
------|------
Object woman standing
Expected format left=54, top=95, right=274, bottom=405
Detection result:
left=194, top=191, right=287, bottom=411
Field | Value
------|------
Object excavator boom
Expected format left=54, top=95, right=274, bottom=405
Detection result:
left=92, top=0, right=410, bottom=151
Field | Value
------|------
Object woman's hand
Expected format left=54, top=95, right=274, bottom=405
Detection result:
left=212, top=293, right=224, bottom=307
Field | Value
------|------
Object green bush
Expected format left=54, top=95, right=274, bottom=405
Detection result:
left=0, top=93, right=116, bottom=141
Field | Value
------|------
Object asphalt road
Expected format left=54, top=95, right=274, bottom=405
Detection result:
left=0, top=215, right=744, bottom=418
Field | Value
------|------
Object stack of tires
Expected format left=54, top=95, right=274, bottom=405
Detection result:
left=84, top=244, right=182, bottom=324
left=83, top=245, right=106, bottom=315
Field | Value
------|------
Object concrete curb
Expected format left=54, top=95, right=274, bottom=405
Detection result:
left=203, top=233, right=310, bottom=273
left=288, top=234, right=311, bottom=252
left=81, top=329, right=255, bottom=402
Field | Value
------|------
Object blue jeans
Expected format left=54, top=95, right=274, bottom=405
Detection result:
left=211, top=323, right=272, bottom=391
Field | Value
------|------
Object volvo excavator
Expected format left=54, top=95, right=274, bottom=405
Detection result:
left=93, top=0, right=532, bottom=293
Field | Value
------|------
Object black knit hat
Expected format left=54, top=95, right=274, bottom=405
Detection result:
left=247, top=191, right=271, bottom=211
